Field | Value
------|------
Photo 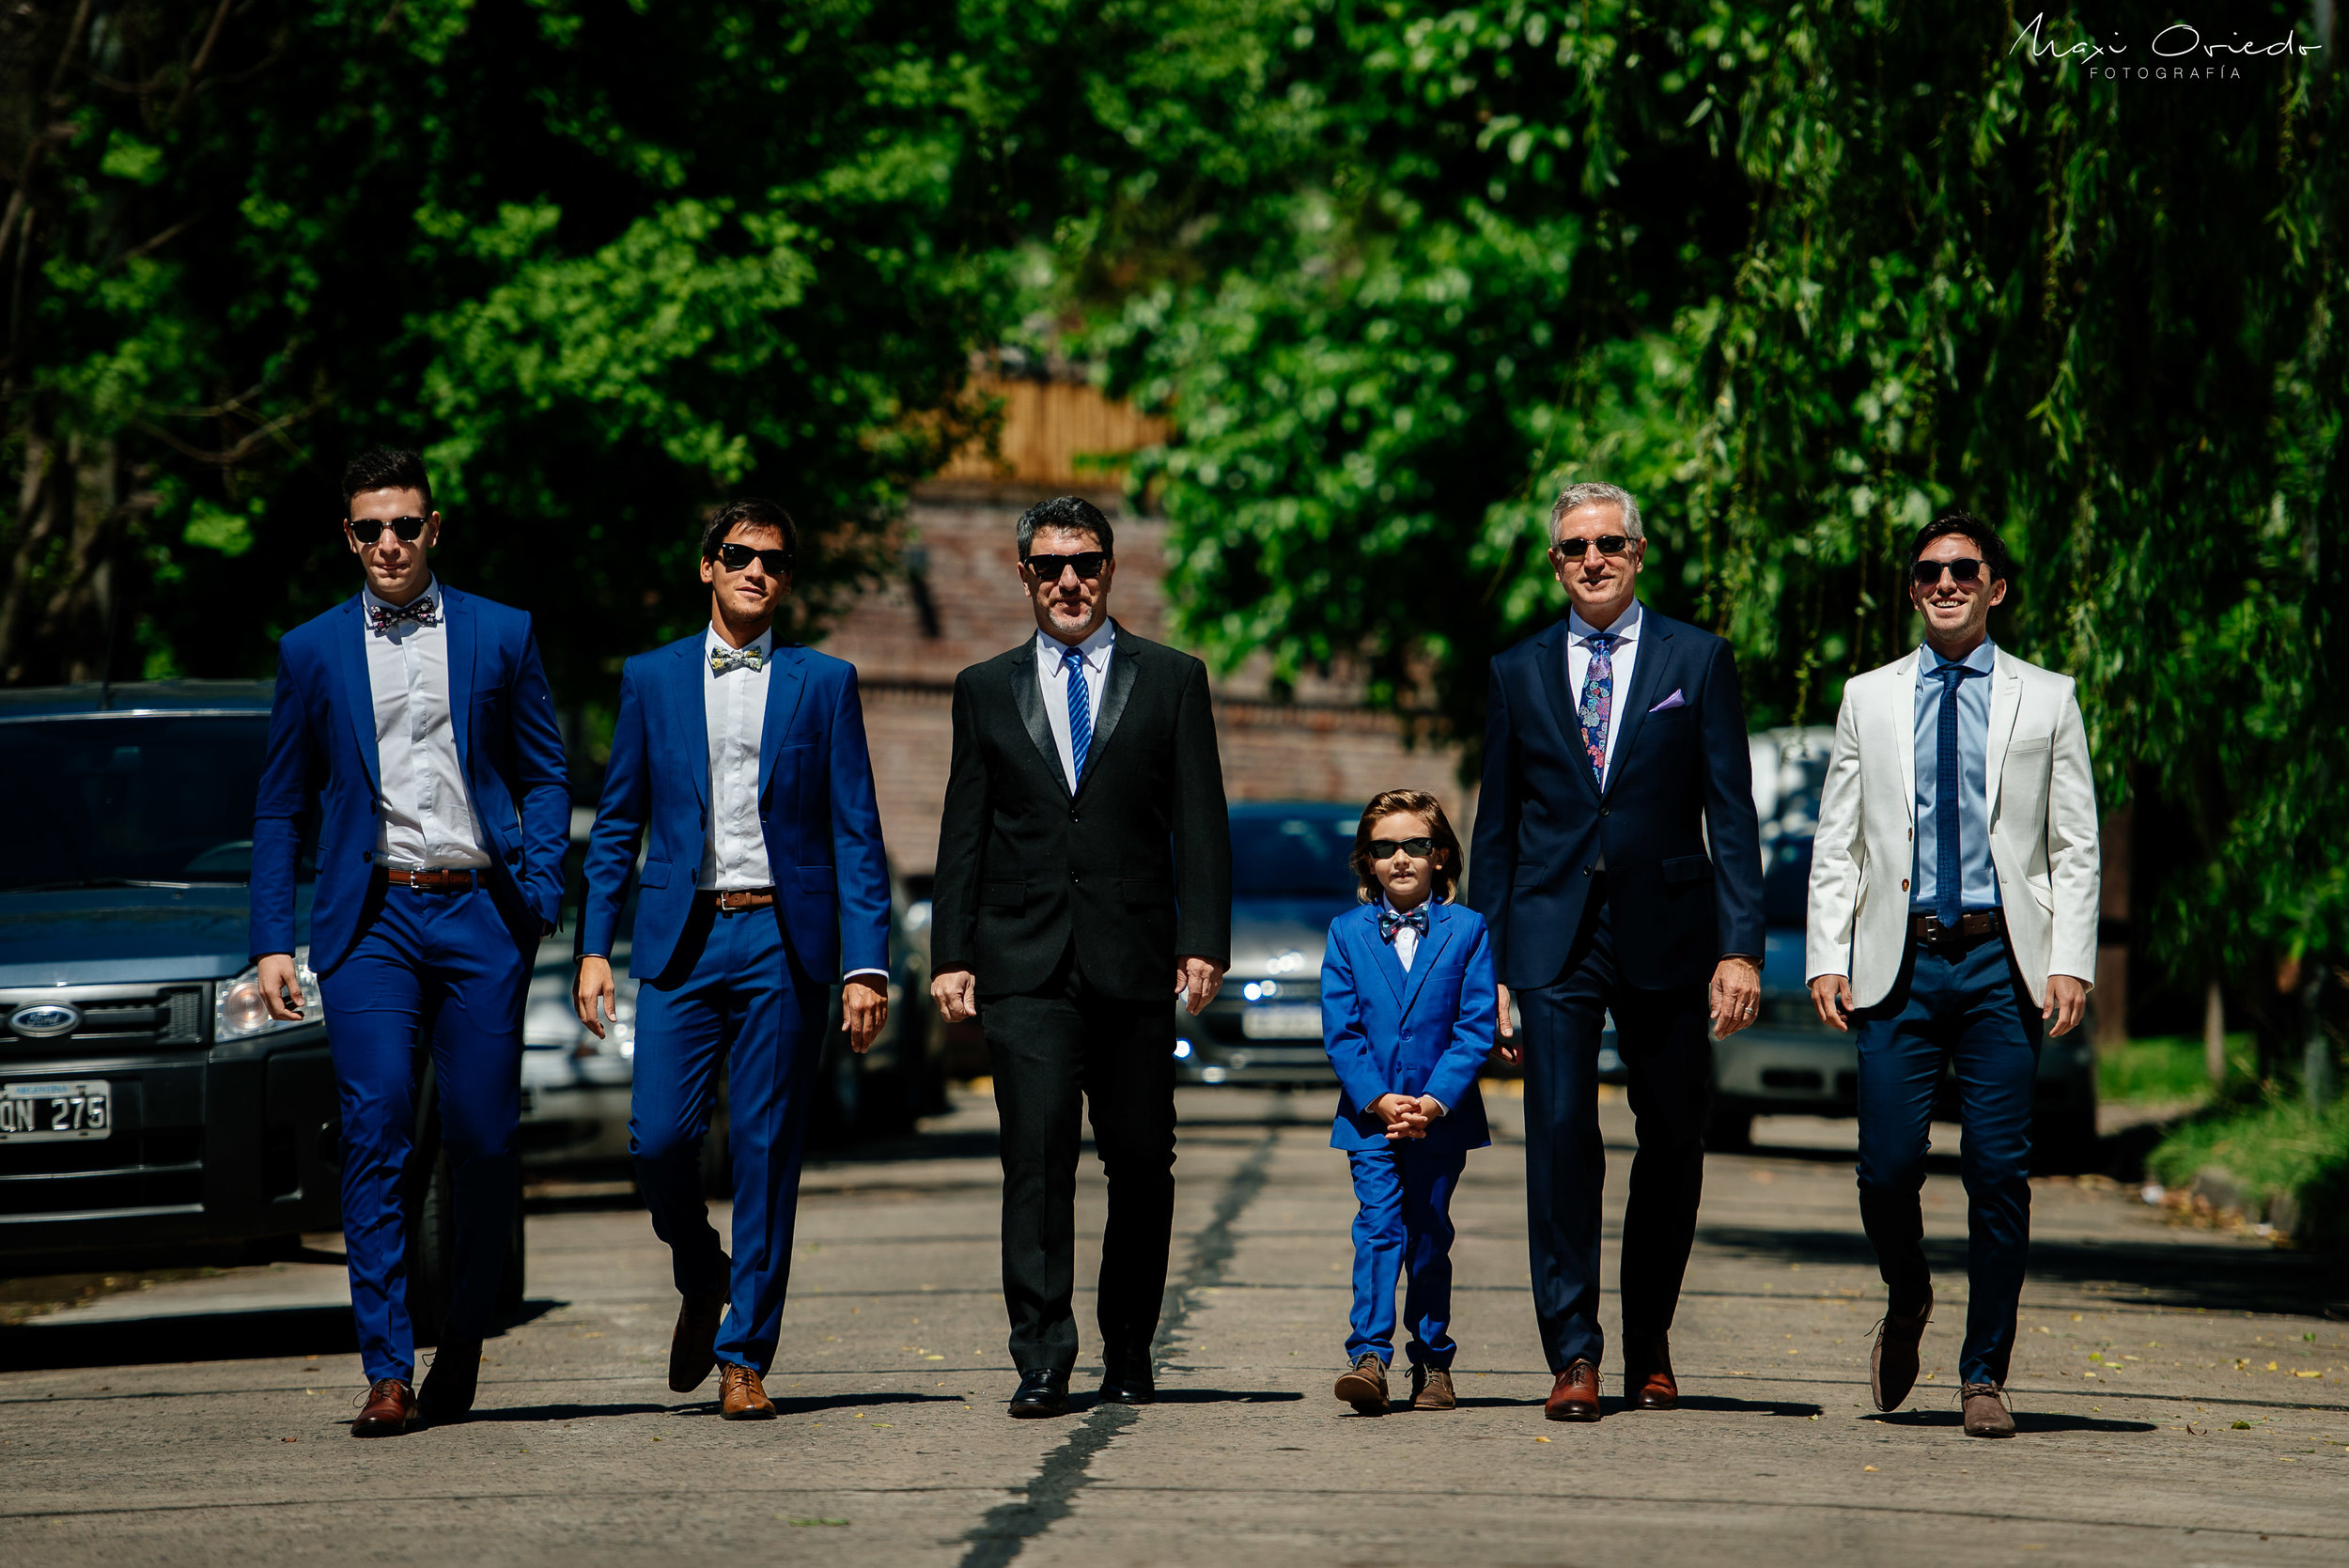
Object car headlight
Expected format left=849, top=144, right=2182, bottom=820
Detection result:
left=217, top=948, right=321, bottom=1041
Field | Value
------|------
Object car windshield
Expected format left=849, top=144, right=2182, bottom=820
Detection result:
left=1230, top=811, right=1361, bottom=899
left=0, top=714, right=304, bottom=890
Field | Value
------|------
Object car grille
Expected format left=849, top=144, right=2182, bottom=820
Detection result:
left=0, top=985, right=209, bottom=1052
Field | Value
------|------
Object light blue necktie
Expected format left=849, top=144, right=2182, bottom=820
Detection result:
left=1063, top=645, right=1092, bottom=789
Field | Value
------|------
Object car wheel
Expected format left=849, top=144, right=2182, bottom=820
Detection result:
left=405, top=1140, right=458, bottom=1343
left=1706, top=1099, right=1753, bottom=1153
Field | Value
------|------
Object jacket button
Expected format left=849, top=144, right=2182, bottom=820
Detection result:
left=1901, top=878, right=1910, bottom=892
left=1070, top=872, right=1081, bottom=884
left=1069, top=812, right=1081, bottom=823
left=1599, top=807, right=1610, bottom=816
left=1582, top=866, right=1592, bottom=877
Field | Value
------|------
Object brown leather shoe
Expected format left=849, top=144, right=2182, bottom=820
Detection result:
left=1962, top=1382, right=2015, bottom=1437
left=1625, top=1340, right=1678, bottom=1410
left=669, top=1286, right=726, bottom=1393
left=1408, top=1363, right=1455, bottom=1411
left=1544, top=1359, right=1601, bottom=1422
left=1333, top=1353, right=1390, bottom=1415
left=719, top=1362, right=776, bottom=1420
left=1871, top=1286, right=1934, bottom=1413
left=350, top=1377, right=415, bottom=1438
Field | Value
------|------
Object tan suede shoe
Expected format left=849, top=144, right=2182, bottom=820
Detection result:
left=1408, top=1364, right=1456, bottom=1411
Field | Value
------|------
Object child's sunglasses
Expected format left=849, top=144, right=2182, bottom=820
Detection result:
left=1369, top=837, right=1436, bottom=861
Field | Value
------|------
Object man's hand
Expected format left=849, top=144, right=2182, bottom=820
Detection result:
left=1370, top=1093, right=1430, bottom=1141
left=1710, top=955, right=1763, bottom=1037
left=2044, top=974, right=2090, bottom=1038
left=257, top=953, right=305, bottom=1022
left=844, top=976, right=890, bottom=1054
left=575, top=955, right=615, bottom=1039
left=1810, top=974, right=1854, bottom=1033
left=1494, top=983, right=1521, bottom=1065
left=932, top=966, right=978, bottom=1023
left=1175, top=955, right=1225, bottom=1017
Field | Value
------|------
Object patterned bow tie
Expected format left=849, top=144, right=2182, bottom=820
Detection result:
left=709, top=645, right=766, bottom=675
left=366, top=596, right=437, bottom=631
left=1377, top=906, right=1430, bottom=943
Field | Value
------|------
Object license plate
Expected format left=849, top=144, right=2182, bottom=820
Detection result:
left=1240, top=1003, right=1322, bottom=1040
left=0, top=1081, right=113, bottom=1142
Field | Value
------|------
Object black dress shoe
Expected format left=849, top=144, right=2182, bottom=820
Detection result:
left=417, top=1337, right=482, bottom=1423
left=1097, top=1362, right=1156, bottom=1405
left=1008, top=1368, right=1071, bottom=1418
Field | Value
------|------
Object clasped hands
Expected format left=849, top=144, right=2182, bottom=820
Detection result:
left=1369, top=1092, right=1443, bottom=1141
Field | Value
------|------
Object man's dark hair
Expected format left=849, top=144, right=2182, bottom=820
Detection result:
left=701, top=496, right=799, bottom=567
left=1016, top=495, right=1114, bottom=561
left=343, top=446, right=432, bottom=515
left=1909, top=509, right=2015, bottom=585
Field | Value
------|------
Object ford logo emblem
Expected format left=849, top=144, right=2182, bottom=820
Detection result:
left=8, top=1002, right=81, bottom=1038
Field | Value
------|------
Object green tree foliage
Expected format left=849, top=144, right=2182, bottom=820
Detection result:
left=0, top=0, right=1001, bottom=706
left=1042, top=0, right=2346, bottom=1038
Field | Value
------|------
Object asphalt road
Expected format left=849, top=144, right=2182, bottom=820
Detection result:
left=5, top=1087, right=2347, bottom=1567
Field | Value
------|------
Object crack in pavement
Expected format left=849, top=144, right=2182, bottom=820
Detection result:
left=955, top=1123, right=1280, bottom=1568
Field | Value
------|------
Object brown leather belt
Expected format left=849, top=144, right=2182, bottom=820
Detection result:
left=698, top=887, right=776, bottom=912
left=383, top=866, right=478, bottom=893
left=1909, top=908, right=2003, bottom=950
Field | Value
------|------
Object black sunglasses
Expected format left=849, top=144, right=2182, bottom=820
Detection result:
left=1911, top=557, right=1986, bottom=586
left=1368, top=837, right=1437, bottom=861
left=348, top=515, right=428, bottom=544
left=1023, top=551, right=1108, bottom=582
left=715, top=541, right=793, bottom=575
left=1553, top=534, right=1633, bottom=559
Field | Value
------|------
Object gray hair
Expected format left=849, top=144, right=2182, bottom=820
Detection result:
left=1548, top=481, right=1643, bottom=546
left=1015, top=495, right=1115, bottom=560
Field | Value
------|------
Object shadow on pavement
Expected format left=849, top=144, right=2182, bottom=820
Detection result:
left=453, top=1402, right=673, bottom=1423
left=765, top=1390, right=971, bottom=1417
left=1097, top=1389, right=1305, bottom=1406
left=1672, top=1393, right=1828, bottom=1417
left=1865, top=1409, right=2158, bottom=1434
left=0, top=1298, right=556, bottom=1373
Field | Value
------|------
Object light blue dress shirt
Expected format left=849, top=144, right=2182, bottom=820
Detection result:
left=1911, top=638, right=2000, bottom=913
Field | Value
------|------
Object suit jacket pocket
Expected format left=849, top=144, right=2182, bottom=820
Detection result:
left=1119, top=879, right=1175, bottom=906
left=1512, top=862, right=1548, bottom=887
left=1661, top=854, right=1714, bottom=887
left=2007, top=732, right=2052, bottom=755
left=640, top=859, right=672, bottom=889
left=981, top=880, right=1025, bottom=909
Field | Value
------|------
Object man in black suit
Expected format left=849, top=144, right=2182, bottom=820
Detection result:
left=930, top=495, right=1232, bottom=1418
left=1469, top=481, right=1766, bottom=1423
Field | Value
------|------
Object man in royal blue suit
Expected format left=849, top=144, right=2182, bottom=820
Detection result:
left=575, top=497, right=892, bottom=1421
left=1469, top=481, right=1766, bottom=1423
left=251, top=446, right=569, bottom=1437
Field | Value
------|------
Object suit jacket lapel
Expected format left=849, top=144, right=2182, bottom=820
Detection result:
left=675, top=637, right=709, bottom=810
left=757, top=644, right=811, bottom=804
left=1076, top=624, right=1140, bottom=801
left=1398, top=901, right=1456, bottom=1018
left=1893, top=648, right=1921, bottom=821
left=334, top=597, right=382, bottom=796
left=1983, top=647, right=2023, bottom=821
left=1007, top=638, right=1070, bottom=799
left=1363, top=907, right=1408, bottom=1004
left=1599, top=610, right=1669, bottom=801
left=441, top=585, right=478, bottom=774
left=1532, top=621, right=1602, bottom=805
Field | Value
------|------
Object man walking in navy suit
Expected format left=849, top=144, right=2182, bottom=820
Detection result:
left=576, top=497, right=892, bottom=1421
left=1469, top=481, right=1766, bottom=1422
left=251, top=446, right=569, bottom=1436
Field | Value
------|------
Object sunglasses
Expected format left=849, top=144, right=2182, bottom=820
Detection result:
left=1368, top=837, right=1437, bottom=862
left=1911, top=557, right=1986, bottom=586
left=1023, top=551, right=1108, bottom=582
left=716, top=542, right=793, bottom=574
left=1553, top=535, right=1634, bottom=559
left=348, top=515, right=428, bottom=544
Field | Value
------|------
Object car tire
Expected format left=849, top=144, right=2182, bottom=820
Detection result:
left=2031, top=1107, right=2101, bottom=1176
left=1705, top=1099, right=1753, bottom=1153
left=496, top=1164, right=527, bottom=1316
left=405, top=1139, right=458, bottom=1343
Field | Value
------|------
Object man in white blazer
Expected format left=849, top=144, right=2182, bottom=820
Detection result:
left=1806, top=511, right=2099, bottom=1438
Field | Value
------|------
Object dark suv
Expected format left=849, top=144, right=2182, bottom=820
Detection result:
left=0, top=681, right=509, bottom=1319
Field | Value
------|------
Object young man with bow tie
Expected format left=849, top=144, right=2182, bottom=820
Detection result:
left=1807, top=513, right=2099, bottom=1437
left=250, top=446, right=570, bottom=1436
left=576, top=498, right=892, bottom=1421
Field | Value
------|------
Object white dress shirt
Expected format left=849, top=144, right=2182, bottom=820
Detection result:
left=1564, top=599, right=1644, bottom=789
left=698, top=624, right=887, bottom=984
left=1036, top=621, right=1114, bottom=792
left=361, top=578, right=489, bottom=871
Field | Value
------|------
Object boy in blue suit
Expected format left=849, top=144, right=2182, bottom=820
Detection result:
left=575, top=497, right=892, bottom=1421
left=1321, top=789, right=1496, bottom=1415
left=250, top=447, right=569, bottom=1436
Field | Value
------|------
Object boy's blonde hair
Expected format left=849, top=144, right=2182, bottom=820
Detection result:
left=1348, top=788, right=1462, bottom=905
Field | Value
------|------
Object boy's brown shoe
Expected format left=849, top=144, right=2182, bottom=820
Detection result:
left=1334, top=1353, right=1390, bottom=1416
left=1408, top=1364, right=1455, bottom=1411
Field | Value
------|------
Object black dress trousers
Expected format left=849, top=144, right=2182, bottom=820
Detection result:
left=982, top=947, right=1177, bottom=1380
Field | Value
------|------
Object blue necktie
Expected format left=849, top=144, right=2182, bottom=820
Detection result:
left=1931, top=662, right=1975, bottom=928
left=1063, top=645, right=1092, bottom=789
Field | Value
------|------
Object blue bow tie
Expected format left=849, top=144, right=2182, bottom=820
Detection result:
left=366, top=596, right=437, bottom=631
left=709, top=645, right=766, bottom=675
left=1377, top=906, right=1429, bottom=943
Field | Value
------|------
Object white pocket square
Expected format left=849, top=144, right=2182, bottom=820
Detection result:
left=1648, top=689, right=1687, bottom=713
